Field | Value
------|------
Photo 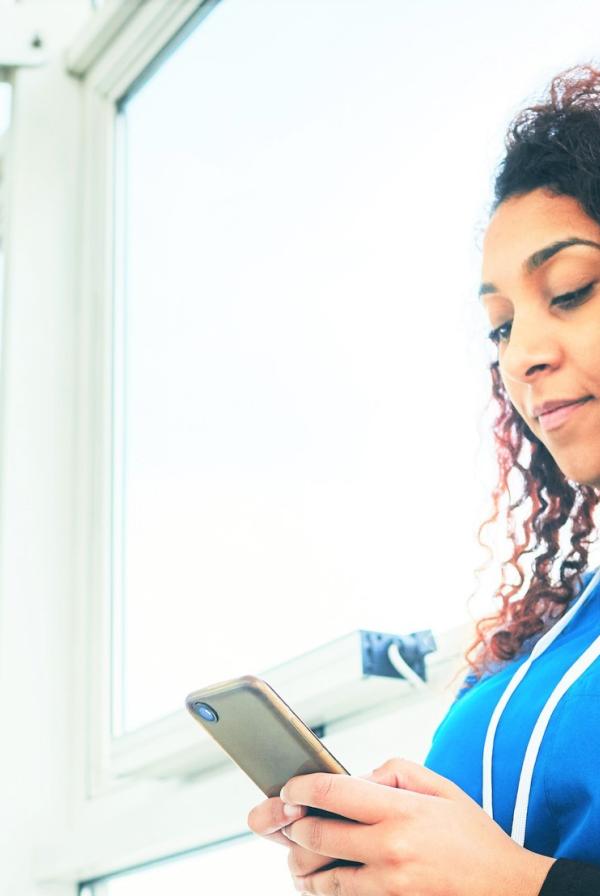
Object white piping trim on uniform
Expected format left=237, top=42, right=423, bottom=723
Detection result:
left=482, top=566, right=600, bottom=829
left=510, top=629, right=600, bottom=844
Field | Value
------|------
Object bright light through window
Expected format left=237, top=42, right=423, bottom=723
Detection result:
left=113, top=0, right=600, bottom=734
left=83, top=835, right=294, bottom=895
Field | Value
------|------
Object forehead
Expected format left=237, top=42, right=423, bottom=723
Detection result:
left=482, top=188, right=600, bottom=279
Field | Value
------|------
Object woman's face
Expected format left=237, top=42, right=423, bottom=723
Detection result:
left=481, top=187, right=600, bottom=488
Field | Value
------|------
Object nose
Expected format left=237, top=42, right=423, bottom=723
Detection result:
left=499, top=313, right=562, bottom=385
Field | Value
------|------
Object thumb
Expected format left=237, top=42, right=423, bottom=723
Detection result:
left=364, top=757, right=468, bottom=801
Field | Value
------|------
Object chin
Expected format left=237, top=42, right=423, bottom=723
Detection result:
left=556, top=461, right=600, bottom=489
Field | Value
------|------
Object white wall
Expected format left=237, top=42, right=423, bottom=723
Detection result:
left=0, top=4, right=91, bottom=894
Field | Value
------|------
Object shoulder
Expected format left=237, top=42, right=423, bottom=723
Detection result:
left=454, top=564, right=600, bottom=702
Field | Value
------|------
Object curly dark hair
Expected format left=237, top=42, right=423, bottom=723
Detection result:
left=462, top=63, right=600, bottom=686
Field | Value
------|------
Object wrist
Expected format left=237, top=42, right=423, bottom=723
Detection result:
left=512, top=849, right=556, bottom=896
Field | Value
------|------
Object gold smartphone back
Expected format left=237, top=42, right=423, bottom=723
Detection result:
left=185, top=674, right=350, bottom=799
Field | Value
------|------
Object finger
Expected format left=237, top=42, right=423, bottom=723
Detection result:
left=265, top=829, right=295, bottom=848
left=294, top=859, right=366, bottom=895
left=369, top=757, right=468, bottom=801
left=247, top=797, right=308, bottom=844
left=282, top=815, right=380, bottom=866
left=288, top=843, right=362, bottom=878
left=280, top=771, right=430, bottom=825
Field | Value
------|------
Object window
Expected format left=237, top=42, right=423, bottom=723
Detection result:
left=112, top=0, right=508, bottom=737
left=82, top=836, right=292, bottom=895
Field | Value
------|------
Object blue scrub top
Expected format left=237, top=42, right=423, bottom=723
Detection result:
left=424, top=567, right=600, bottom=862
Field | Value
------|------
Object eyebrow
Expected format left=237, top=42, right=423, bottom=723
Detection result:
left=479, top=237, right=600, bottom=299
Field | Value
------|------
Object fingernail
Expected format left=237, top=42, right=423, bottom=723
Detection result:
left=283, top=803, right=302, bottom=818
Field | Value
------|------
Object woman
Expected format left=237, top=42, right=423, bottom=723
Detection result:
left=247, top=63, right=600, bottom=895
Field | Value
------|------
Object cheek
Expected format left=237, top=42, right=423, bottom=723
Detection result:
left=577, top=338, right=600, bottom=392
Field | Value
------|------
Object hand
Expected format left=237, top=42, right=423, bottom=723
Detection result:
left=278, top=757, right=556, bottom=895
left=246, top=774, right=372, bottom=879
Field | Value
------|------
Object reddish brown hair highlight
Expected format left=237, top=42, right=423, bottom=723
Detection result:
left=461, top=63, right=600, bottom=686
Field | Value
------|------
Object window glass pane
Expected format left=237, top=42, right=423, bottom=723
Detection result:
left=114, top=0, right=600, bottom=733
left=85, top=836, right=293, bottom=895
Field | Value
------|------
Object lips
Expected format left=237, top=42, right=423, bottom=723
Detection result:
left=532, top=397, right=593, bottom=419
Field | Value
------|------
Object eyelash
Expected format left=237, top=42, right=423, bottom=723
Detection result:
left=487, top=282, right=596, bottom=346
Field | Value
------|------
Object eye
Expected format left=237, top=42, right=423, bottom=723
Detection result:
left=487, top=281, right=596, bottom=346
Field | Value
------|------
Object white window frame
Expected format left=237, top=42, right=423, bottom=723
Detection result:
left=68, top=0, right=231, bottom=800
left=30, top=1, right=471, bottom=886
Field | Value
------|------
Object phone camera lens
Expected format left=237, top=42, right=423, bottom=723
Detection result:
left=193, top=702, right=218, bottom=723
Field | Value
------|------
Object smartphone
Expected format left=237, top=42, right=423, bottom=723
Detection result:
left=185, top=674, right=351, bottom=820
